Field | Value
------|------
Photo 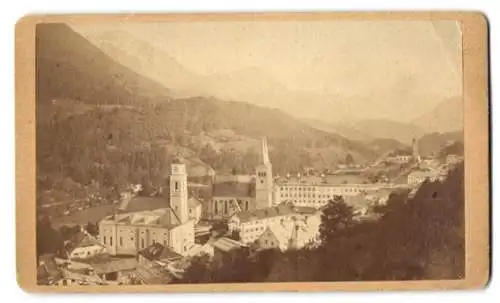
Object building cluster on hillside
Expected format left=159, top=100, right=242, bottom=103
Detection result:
left=38, top=135, right=464, bottom=285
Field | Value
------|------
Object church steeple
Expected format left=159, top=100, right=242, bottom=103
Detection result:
left=255, top=136, right=273, bottom=209
left=412, top=138, right=421, bottom=164
left=260, top=136, right=270, bottom=165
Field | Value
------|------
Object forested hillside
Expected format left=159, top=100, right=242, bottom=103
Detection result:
left=37, top=97, right=379, bottom=202
left=417, top=131, right=464, bottom=156
left=36, top=24, right=379, bottom=206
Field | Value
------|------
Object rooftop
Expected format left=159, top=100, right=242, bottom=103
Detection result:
left=276, top=174, right=369, bottom=186
left=104, top=208, right=181, bottom=229
left=265, top=219, right=317, bottom=248
left=138, top=243, right=182, bottom=262
left=408, top=169, right=446, bottom=178
left=212, top=181, right=255, bottom=198
left=267, top=221, right=294, bottom=243
left=232, top=203, right=318, bottom=223
left=211, top=237, right=247, bottom=252
left=86, top=257, right=137, bottom=275
left=70, top=231, right=103, bottom=249
left=119, top=196, right=167, bottom=213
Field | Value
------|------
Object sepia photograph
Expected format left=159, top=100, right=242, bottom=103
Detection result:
left=15, top=13, right=489, bottom=291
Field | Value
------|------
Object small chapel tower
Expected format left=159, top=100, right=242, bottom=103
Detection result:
left=412, top=138, right=421, bottom=164
left=255, top=137, right=273, bottom=209
left=169, top=154, right=189, bottom=223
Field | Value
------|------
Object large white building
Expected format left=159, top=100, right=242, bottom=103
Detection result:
left=227, top=203, right=321, bottom=248
left=407, top=169, right=447, bottom=186
left=99, top=157, right=196, bottom=256
left=274, top=174, right=404, bottom=209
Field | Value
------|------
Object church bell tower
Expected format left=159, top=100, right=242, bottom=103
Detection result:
left=255, top=137, right=273, bottom=209
left=169, top=154, right=189, bottom=223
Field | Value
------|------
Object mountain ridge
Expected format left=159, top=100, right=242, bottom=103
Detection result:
left=412, top=96, right=463, bottom=133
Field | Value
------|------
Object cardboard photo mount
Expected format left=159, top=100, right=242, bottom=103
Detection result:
left=15, top=11, right=490, bottom=293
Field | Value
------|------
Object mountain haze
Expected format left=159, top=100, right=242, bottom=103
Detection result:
left=412, top=96, right=463, bottom=133
left=36, top=24, right=172, bottom=110
left=327, top=119, right=426, bottom=144
left=36, top=24, right=384, bottom=199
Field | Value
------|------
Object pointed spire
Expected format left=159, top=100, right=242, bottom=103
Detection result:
left=260, top=136, right=270, bottom=165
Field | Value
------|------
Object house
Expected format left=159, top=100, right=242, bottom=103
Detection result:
left=407, top=169, right=446, bottom=186
left=184, top=242, right=215, bottom=259
left=227, top=203, right=296, bottom=243
left=227, top=202, right=322, bottom=246
left=138, top=243, right=183, bottom=265
left=85, top=256, right=138, bottom=283
left=211, top=237, right=248, bottom=260
left=255, top=220, right=294, bottom=251
left=135, top=243, right=182, bottom=284
left=362, top=188, right=397, bottom=206
left=255, top=217, right=320, bottom=251
left=67, top=231, right=107, bottom=260
left=446, top=154, right=463, bottom=165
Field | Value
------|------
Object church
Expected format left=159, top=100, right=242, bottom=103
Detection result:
left=98, top=156, right=197, bottom=256
left=208, top=137, right=274, bottom=220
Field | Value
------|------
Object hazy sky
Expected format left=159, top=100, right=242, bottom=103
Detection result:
left=72, top=20, right=462, bottom=121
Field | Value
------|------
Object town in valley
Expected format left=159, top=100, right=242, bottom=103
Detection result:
left=37, top=135, right=464, bottom=285
left=35, top=20, right=465, bottom=286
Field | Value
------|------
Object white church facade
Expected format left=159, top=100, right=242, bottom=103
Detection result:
left=98, top=157, right=196, bottom=256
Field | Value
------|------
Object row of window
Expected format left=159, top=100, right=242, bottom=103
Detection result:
left=242, top=226, right=265, bottom=233
left=279, top=186, right=365, bottom=193
left=103, top=235, right=168, bottom=249
left=214, top=199, right=250, bottom=214
left=262, top=239, right=276, bottom=247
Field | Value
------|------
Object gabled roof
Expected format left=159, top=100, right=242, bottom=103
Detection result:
left=232, top=203, right=296, bottom=223
left=119, top=197, right=167, bottom=213
left=86, top=257, right=137, bottom=274
left=264, top=219, right=317, bottom=248
left=109, top=208, right=181, bottom=229
left=70, top=232, right=103, bottom=249
left=266, top=222, right=294, bottom=244
left=138, top=243, right=182, bottom=262
left=212, top=181, right=255, bottom=198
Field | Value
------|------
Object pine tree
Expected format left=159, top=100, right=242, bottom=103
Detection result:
left=319, top=196, right=355, bottom=245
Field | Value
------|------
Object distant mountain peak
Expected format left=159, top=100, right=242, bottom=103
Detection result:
left=412, top=96, right=463, bottom=133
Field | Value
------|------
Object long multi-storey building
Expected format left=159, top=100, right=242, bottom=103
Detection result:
left=274, top=174, right=406, bottom=209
